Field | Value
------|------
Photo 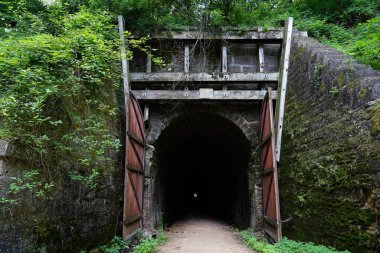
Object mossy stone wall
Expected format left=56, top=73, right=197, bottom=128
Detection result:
left=280, top=36, right=380, bottom=252
left=0, top=95, right=124, bottom=253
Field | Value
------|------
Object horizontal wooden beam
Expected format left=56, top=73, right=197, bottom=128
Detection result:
left=131, top=72, right=279, bottom=82
left=132, top=89, right=277, bottom=101
left=150, top=31, right=284, bottom=40
left=131, top=82, right=277, bottom=90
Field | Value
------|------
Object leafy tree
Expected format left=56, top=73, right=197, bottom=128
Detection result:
left=294, top=0, right=380, bottom=27
left=351, top=16, right=380, bottom=69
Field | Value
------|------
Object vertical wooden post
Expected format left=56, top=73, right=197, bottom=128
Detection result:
left=145, top=56, right=151, bottom=126
left=119, top=15, right=132, bottom=240
left=145, top=48, right=151, bottom=126
left=118, top=15, right=130, bottom=94
left=259, top=44, right=264, bottom=72
left=144, top=104, right=149, bottom=125
left=222, top=42, right=228, bottom=72
left=184, top=45, right=190, bottom=73
left=146, top=56, right=152, bottom=73
left=274, top=17, right=293, bottom=163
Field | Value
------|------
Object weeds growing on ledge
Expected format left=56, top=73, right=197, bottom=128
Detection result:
left=240, top=230, right=351, bottom=253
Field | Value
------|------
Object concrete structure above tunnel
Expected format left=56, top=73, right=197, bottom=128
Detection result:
left=129, top=22, right=307, bottom=101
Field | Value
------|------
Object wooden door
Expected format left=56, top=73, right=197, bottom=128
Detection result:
left=260, top=88, right=282, bottom=242
left=123, top=92, right=146, bottom=239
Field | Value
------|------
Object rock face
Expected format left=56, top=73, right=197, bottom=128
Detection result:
left=0, top=117, right=123, bottom=252
left=280, top=36, right=380, bottom=251
left=0, top=142, right=123, bottom=253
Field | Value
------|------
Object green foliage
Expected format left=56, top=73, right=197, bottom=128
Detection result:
left=0, top=170, right=55, bottom=204
left=132, top=229, right=167, bottom=253
left=330, top=86, right=340, bottom=96
left=0, top=197, right=18, bottom=204
left=296, top=19, right=354, bottom=46
left=0, top=1, right=162, bottom=201
left=85, top=230, right=166, bottom=253
left=240, top=231, right=278, bottom=253
left=68, top=169, right=100, bottom=189
left=294, top=0, right=380, bottom=27
left=351, top=16, right=380, bottom=69
left=62, top=0, right=379, bottom=69
left=368, top=101, right=380, bottom=135
left=9, top=170, right=54, bottom=198
left=0, top=4, right=124, bottom=196
left=275, top=238, right=351, bottom=253
left=99, top=236, right=129, bottom=253
left=240, top=231, right=351, bottom=253
left=0, top=175, right=53, bottom=204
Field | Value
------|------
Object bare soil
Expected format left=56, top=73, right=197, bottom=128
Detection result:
left=156, top=217, right=253, bottom=253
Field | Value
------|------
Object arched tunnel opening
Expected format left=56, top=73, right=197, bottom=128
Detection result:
left=152, top=112, right=251, bottom=228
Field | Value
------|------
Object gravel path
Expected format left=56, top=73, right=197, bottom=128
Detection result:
left=156, top=217, right=253, bottom=253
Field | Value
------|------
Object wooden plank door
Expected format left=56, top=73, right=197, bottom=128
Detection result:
left=260, top=88, right=282, bottom=242
left=123, top=92, right=146, bottom=239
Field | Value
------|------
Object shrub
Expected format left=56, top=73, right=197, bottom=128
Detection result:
left=240, top=230, right=351, bottom=253
left=351, top=16, right=380, bottom=69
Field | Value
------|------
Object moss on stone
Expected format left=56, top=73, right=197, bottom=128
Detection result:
left=369, top=102, right=380, bottom=135
left=348, top=80, right=360, bottom=93
left=336, top=73, right=346, bottom=87
left=295, top=47, right=305, bottom=60
left=281, top=93, right=380, bottom=251
left=319, top=82, right=327, bottom=92
left=359, top=88, right=369, bottom=99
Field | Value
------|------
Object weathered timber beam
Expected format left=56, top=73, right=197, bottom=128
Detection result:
left=131, top=72, right=279, bottom=82
left=131, top=89, right=277, bottom=100
left=222, top=43, right=228, bottom=72
left=150, top=31, right=284, bottom=40
left=259, top=44, right=265, bottom=72
left=184, top=45, right=190, bottom=73
left=275, top=17, right=293, bottom=163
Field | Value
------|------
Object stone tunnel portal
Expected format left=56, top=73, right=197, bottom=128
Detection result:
left=152, top=112, right=251, bottom=228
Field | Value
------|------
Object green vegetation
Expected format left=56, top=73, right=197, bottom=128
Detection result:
left=42, top=0, right=379, bottom=69
left=369, top=102, right=380, bottom=135
left=0, top=0, right=379, bottom=251
left=240, top=231, right=350, bottom=253
left=132, top=229, right=167, bottom=253
left=85, top=229, right=167, bottom=253
left=0, top=2, right=156, bottom=198
left=0, top=5, right=122, bottom=194
left=351, top=16, right=380, bottom=69
left=0, top=3, right=378, bottom=185
left=98, top=236, right=130, bottom=253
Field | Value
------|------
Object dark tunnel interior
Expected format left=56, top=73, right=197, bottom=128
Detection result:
left=153, top=112, right=251, bottom=228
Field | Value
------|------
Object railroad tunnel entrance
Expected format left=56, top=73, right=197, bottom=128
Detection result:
left=153, top=112, right=251, bottom=228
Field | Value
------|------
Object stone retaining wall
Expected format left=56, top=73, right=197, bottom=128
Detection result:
left=280, top=35, right=380, bottom=251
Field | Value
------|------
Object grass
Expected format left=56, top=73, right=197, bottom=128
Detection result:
left=82, top=228, right=167, bottom=253
left=131, top=229, right=167, bottom=253
left=240, top=230, right=351, bottom=253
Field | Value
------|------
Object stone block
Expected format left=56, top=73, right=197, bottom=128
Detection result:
left=228, top=65, right=242, bottom=73
left=242, top=65, right=258, bottom=72
left=0, top=140, right=12, bottom=157
left=233, top=55, right=256, bottom=65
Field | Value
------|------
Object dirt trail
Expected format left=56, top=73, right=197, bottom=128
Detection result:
left=156, top=217, right=252, bottom=253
